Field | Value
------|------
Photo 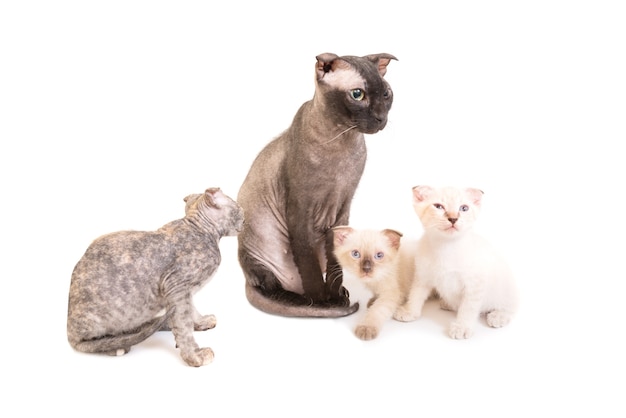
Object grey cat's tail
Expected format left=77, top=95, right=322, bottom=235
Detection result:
left=70, top=312, right=171, bottom=356
left=245, top=282, right=359, bottom=318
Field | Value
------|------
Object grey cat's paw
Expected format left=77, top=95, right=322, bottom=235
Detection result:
left=354, top=324, right=379, bottom=341
left=448, top=322, right=474, bottom=339
left=182, top=347, right=215, bottom=367
left=393, top=305, right=420, bottom=322
left=486, top=310, right=512, bottom=328
left=194, top=314, right=217, bottom=331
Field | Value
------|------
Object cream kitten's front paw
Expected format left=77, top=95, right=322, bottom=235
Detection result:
left=448, top=322, right=474, bottom=339
left=486, top=310, right=512, bottom=328
left=355, top=325, right=379, bottom=341
left=393, top=305, right=421, bottom=322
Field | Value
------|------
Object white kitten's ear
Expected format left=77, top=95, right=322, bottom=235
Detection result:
left=412, top=185, right=433, bottom=203
left=466, top=188, right=484, bottom=206
left=382, top=229, right=403, bottom=250
left=332, top=226, right=353, bottom=246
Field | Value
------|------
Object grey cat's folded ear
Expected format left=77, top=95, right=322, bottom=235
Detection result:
left=315, top=53, right=344, bottom=77
left=364, top=53, right=398, bottom=77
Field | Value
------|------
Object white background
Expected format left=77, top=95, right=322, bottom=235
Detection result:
left=2, top=1, right=625, bottom=416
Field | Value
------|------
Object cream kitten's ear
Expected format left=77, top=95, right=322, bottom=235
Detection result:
left=465, top=188, right=484, bottom=206
left=382, top=229, right=403, bottom=250
left=412, top=185, right=434, bottom=203
left=332, top=226, right=353, bottom=246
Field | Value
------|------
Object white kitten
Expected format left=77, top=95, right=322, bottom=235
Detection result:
left=394, top=185, right=519, bottom=339
left=333, top=226, right=411, bottom=340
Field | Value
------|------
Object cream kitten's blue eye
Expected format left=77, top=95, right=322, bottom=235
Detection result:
left=374, top=252, right=384, bottom=260
left=460, top=205, right=469, bottom=212
left=434, top=203, right=445, bottom=210
left=350, top=89, right=365, bottom=101
left=351, top=250, right=361, bottom=259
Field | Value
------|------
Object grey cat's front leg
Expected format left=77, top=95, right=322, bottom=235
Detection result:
left=287, top=215, right=326, bottom=303
left=324, top=228, right=350, bottom=306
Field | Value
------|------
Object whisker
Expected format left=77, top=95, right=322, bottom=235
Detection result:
left=324, top=125, right=357, bottom=144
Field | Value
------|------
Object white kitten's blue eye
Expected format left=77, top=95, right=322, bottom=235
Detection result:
left=434, top=203, right=445, bottom=210
left=350, top=89, right=365, bottom=101
left=460, top=204, right=469, bottom=212
left=374, top=252, right=384, bottom=260
left=351, top=250, right=361, bottom=259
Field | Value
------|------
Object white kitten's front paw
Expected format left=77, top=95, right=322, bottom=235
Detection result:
left=393, top=305, right=421, bottom=322
left=448, top=322, right=474, bottom=339
left=486, top=310, right=512, bottom=328
left=194, top=314, right=217, bottom=331
left=354, top=325, right=379, bottom=341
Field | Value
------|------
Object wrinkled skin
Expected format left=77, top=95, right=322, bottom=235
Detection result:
left=237, top=53, right=396, bottom=317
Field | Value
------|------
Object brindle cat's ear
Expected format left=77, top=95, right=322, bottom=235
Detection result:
left=332, top=225, right=353, bottom=246
left=364, top=53, right=397, bottom=77
left=204, top=187, right=222, bottom=207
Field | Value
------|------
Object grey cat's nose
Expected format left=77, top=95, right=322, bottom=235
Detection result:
left=448, top=218, right=458, bottom=225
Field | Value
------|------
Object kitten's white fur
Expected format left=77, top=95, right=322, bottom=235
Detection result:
left=394, top=185, right=519, bottom=339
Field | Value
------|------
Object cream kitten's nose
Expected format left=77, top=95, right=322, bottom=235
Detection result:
left=448, top=217, right=458, bottom=225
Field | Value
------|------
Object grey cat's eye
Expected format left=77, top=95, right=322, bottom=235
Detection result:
left=350, top=89, right=365, bottom=101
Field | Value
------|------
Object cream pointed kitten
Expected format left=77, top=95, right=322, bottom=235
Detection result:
left=333, top=226, right=412, bottom=340
left=394, top=185, right=519, bottom=339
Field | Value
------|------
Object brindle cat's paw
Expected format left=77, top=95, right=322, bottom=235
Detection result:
left=355, top=325, right=379, bottom=341
left=194, top=314, right=217, bottom=331
left=182, top=347, right=215, bottom=367
left=107, top=347, right=131, bottom=356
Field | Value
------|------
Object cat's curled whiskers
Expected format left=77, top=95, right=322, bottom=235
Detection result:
left=324, top=125, right=357, bottom=144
